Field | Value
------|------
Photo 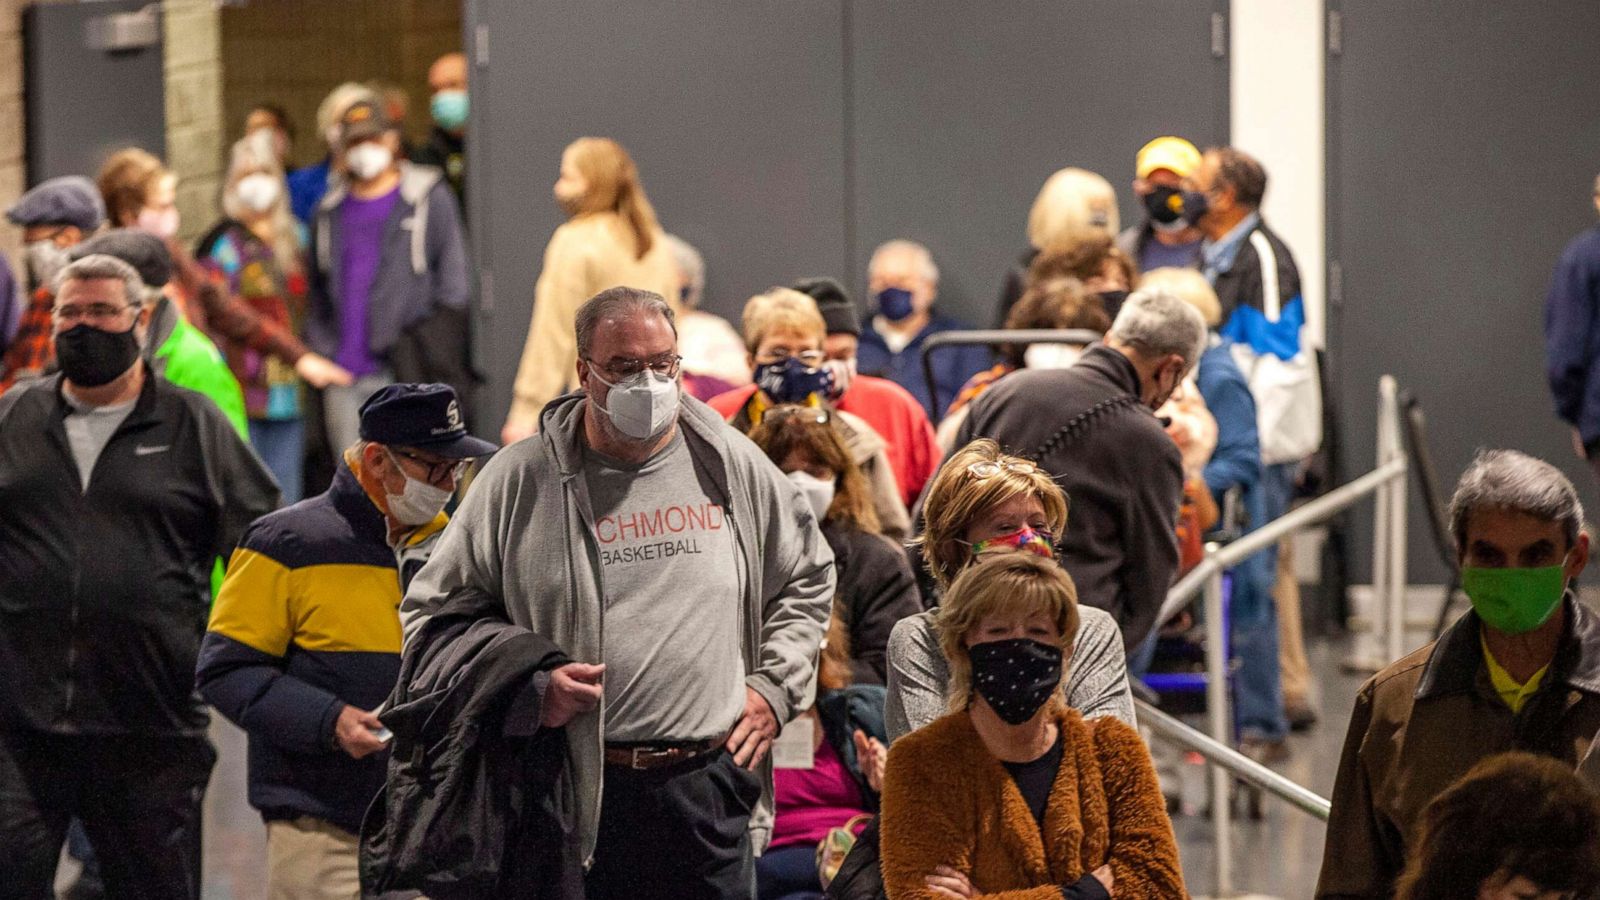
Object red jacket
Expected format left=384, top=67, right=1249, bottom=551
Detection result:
left=707, top=376, right=941, bottom=508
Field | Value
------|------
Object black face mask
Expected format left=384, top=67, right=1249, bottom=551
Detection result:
left=54, top=322, right=140, bottom=387
left=1096, top=290, right=1129, bottom=319
left=1143, top=185, right=1185, bottom=225
left=1179, top=189, right=1212, bottom=226
left=969, top=638, right=1063, bottom=725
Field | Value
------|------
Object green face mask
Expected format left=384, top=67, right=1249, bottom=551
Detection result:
left=1461, top=563, right=1568, bottom=635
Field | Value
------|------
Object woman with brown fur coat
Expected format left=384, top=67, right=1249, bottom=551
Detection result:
left=880, top=554, right=1182, bottom=899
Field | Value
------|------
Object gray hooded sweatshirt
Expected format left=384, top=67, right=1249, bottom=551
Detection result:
left=399, top=391, right=835, bottom=864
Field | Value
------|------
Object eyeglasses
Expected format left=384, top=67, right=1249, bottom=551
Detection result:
left=587, top=353, right=683, bottom=381
left=755, top=348, right=827, bottom=368
left=389, top=447, right=468, bottom=484
left=966, top=459, right=1038, bottom=480
left=764, top=404, right=831, bottom=426
left=53, top=302, right=138, bottom=325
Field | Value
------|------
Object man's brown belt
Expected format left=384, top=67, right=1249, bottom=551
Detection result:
left=603, top=739, right=720, bottom=770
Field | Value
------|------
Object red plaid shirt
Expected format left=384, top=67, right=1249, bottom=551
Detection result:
left=0, top=287, right=54, bottom=396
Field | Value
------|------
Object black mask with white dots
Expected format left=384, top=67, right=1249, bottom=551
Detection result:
left=968, top=638, right=1063, bottom=725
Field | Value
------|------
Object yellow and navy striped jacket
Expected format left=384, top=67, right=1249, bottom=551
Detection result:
left=196, top=460, right=445, bottom=834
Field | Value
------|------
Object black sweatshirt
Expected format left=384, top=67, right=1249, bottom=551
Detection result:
left=956, top=346, right=1183, bottom=652
left=0, top=372, right=279, bottom=736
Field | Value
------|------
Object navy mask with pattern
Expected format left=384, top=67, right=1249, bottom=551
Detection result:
left=969, top=638, right=1063, bottom=725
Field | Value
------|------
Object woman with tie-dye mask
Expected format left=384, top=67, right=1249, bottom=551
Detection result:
left=884, top=438, right=1135, bottom=742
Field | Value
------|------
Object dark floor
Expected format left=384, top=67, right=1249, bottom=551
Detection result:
left=153, top=630, right=1386, bottom=899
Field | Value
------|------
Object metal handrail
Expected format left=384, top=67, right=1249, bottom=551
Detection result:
left=917, top=328, right=1106, bottom=418
left=1135, top=699, right=1331, bottom=821
left=1157, top=455, right=1409, bottom=625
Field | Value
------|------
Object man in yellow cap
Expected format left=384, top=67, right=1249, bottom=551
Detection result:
left=1116, top=136, right=1206, bottom=272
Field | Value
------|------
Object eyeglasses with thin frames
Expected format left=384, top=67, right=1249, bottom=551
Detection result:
left=586, top=354, right=683, bottom=382
left=388, top=447, right=468, bottom=484
left=965, top=459, right=1038, bottom=480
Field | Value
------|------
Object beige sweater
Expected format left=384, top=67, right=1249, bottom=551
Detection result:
left=507, top=212, right=681, bottom=427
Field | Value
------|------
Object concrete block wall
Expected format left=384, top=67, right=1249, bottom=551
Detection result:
left=220, top=0, right=462, bottom=172
left=165, top=0, right=224, bottom=246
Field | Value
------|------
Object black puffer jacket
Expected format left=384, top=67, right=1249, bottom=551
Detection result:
left=824, top=523, right=923, bottom=684
left=359, top=586, right=580, bottom=899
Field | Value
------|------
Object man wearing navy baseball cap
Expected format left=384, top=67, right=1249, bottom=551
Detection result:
left=197, top=382, right=494, bottom=896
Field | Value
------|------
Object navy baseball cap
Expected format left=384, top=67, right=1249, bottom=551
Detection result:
left=358, top=383, right=497, bottom=458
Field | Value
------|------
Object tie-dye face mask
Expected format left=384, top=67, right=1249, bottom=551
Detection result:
left=968, top=526, right=1056, bottom=560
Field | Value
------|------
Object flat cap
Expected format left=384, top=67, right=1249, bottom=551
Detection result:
left=792, top=276, right=860, bottom=337
left=6, top=176, right=105, bottom=233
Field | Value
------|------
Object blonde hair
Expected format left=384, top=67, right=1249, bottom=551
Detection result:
left=937, top=553, right=1080, bottom=712
left=1027, top=167, right=1119, bottom=250
left=222, top=130, right=301, bottom=276
left=916, top=439, right=1070, bottom=589
left=98, top=148, right=167, bottom=228
left=740, top=287, right=826, bottom=352
left=1139, top=266, right=1222, bottom=328
left=564, top=137, right=662, bottom=259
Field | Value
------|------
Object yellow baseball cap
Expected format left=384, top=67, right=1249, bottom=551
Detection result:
left=1135, top=136, right=1202, bottom=180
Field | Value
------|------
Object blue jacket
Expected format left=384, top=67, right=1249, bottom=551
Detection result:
left=1195, top=340, right=1272, bottom=621
left=1546, top=225, right=1600, bottom=447
left=857, top=314, right=992, bottom=419
left=196, top=460, right=447, bottom=834
left=287, top=159, right=331, bottom=225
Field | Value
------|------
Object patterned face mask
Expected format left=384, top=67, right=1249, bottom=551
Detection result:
left=968, top=526, right=1055, bottom=560
left=969, top=638, right=1064, bottom=725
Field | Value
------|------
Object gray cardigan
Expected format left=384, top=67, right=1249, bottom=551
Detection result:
left=399, top=392, right=836, bottom=863
left=884, top=606, right=1135, bottom=742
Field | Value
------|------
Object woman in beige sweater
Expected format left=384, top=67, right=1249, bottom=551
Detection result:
left=502, top=137, right=679, bottom=444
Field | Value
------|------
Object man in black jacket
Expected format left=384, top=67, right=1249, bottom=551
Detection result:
left=956, top=287, right=1206, bottom=655
left=0, top=254, right=279, bottom=899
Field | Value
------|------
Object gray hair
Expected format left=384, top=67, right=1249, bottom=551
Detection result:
left=574, top=287, right=678, bottom=360
left=662, top=233, right=704, bottom=309
left=869, top=239, right=940, bottom=285
left=53, top=254, right=145, bottom=310
left=1107, top=286, right=1208, bottom=373
left=1449, top=449, right=1584, bottom=552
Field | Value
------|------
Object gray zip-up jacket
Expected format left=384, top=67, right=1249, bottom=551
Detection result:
left=399, top=391, right=835, bottom=863
left=306, top=162, right=470, bottom=361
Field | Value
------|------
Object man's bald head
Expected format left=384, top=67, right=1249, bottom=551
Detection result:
left=429, top=52, right=468, bottom=94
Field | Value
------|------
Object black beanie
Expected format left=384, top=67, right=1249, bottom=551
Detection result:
left=792, top=276, right=859, bottom=337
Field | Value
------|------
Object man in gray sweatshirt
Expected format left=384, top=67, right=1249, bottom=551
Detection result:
left=400, top=287, right=835, bottom=899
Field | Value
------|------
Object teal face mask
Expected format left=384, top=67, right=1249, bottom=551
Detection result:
left=431, top=90, right=469, bottom=130
left=1461, top=562, right=1568, bottom=635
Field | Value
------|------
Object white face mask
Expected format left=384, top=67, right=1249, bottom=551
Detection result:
left=1024, top=342, right=1084, bottom=370
left=591, top=369, right=680, bottom=441
left=787, top=470, right=836, bottom=522
left=383, top=449, right=453, bottom=526
left=24, top=240, right=70, bottom=291
left=346, top=142, right=394, bottom=181
left=235, top=173, right=281, bottom=213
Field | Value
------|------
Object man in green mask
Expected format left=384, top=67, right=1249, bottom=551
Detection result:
left=1317, top=449, right=1600, bottom=899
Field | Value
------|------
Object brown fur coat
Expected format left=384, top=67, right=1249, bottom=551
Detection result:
left=880, top=706, right=1184, bottom=898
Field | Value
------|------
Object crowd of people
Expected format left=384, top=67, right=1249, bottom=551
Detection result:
left=1, top=55, right=1599, bottom=900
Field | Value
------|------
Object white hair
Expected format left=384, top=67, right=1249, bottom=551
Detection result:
left=54, top=254, right=145, bottom=310
left=1107, top=286, right=1208, bottom=373
left=869, top=239, right=939, bottom=285
left=662, top=233, right=704, bottom=309
left=222, top=130, right=301, bottom=276
left=1449, top=449, right=1584, bottom=552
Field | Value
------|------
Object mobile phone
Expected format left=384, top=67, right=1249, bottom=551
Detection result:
left=369, top=725, right=394, bottom=743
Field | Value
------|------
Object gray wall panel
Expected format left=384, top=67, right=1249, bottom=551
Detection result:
left=469, top=0, right=847, bottom=432
left=849, top=0, right=1229, bottom=328
left=1330, top=1, right=1600, bottom=582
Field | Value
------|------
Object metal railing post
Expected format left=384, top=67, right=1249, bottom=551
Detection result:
left=1203, top=561, right=1232, bottom=896
left=1387, top=385, right=1410, bottom=663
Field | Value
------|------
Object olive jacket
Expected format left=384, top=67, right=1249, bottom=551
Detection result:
left=1316, top=598, right=1600, bottom=898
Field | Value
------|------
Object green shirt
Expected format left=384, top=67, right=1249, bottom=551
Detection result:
left=154, top=314, right=248, bottom=438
